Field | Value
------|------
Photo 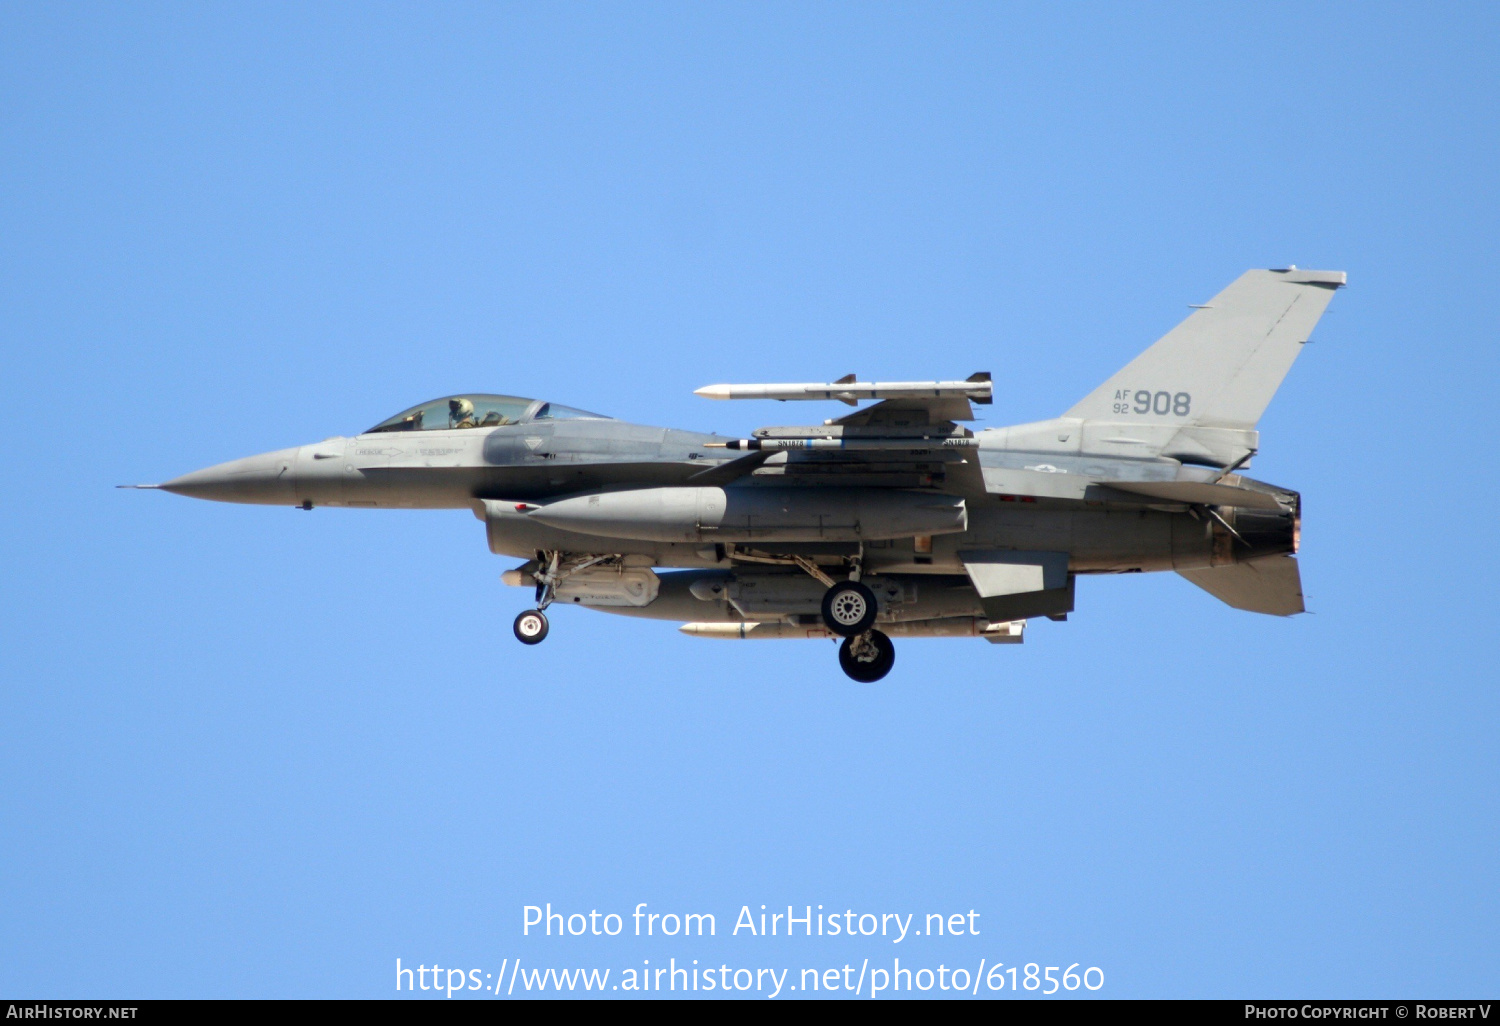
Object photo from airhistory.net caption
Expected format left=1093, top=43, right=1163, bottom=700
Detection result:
left=400, top=902, right=1079, bottom=998
left=326, top=903, right=1482, bottom=1005
left=4, top=1001, right=1496, bottom=1017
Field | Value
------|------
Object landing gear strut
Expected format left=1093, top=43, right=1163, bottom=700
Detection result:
left=839, top=629, right=895, bottom=682
left=510, top=550, right=620, bottom=645
left=790, top=545, right=890, bottom=679
left=514, top=550, right=564, bottom=645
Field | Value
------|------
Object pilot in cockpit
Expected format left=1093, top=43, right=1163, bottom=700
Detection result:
left=448, top=397, right=478, bottom=429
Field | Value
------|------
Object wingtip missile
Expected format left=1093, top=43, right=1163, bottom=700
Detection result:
left=707, top=436, right=977, bottom=452
left=693, top=378, right=994, bottom=403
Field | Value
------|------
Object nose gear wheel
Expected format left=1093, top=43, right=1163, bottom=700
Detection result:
left=514, top=609, right=549, bottom=644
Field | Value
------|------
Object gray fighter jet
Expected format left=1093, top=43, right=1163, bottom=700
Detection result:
left=128, top=268, right=1343, bottom=681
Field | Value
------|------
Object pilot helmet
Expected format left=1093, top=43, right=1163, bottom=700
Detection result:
left=449, top=397, right=475, bottom=421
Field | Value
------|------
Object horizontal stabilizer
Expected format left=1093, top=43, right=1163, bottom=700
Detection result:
left=1100, top=480, right=1284, bottom=509
left=1178, top=555, right=1304, bottom=616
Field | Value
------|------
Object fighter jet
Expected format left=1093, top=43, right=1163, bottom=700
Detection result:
left=127, top=268, right=1343, bottom=681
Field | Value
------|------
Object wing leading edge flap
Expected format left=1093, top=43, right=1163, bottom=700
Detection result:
left=1177, top=555, right=1304, bottom=616
left=959, top=550, right=1074, bottom=622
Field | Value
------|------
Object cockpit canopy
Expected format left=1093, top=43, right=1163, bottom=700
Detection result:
left=365, top=394, right=611, bottom=434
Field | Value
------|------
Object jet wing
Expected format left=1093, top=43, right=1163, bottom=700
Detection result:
left=1178, top=554, right=1305, bottom=616
left=693, top=375, right=992, bottom=491
left=829, top=396, right=980, bottom=426
left=705, top=411, right=986, bottom=490
left=745, top=447, right=982, bottom=491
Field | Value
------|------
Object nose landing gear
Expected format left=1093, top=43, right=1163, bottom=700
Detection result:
left=514, top=550, right=561, bottom=645
left=513, top=609, right=549, bottom=644
left=839, top=629, right=895, bottom=682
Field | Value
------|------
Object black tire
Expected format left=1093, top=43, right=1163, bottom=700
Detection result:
left=839, top=630, right=895, bottom=683
left=513, top=609, right=549, bottom=645
left=820, top=580, right=878, bottom=636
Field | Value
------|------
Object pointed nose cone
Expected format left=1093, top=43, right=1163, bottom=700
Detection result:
left=161, top=447, right=300, bottom=505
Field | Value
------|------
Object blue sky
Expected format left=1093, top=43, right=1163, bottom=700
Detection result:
left=1, top=2, right=1495, bottom=998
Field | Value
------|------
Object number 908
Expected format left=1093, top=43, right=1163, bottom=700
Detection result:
left=1122, top=390, right=1191, bottom=416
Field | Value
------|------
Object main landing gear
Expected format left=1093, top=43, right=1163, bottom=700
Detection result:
left=838, top=628, right=895, bottom=683
left=813, top=556, right=894, bottom=682
left=820, top=579, right=878, bottom=636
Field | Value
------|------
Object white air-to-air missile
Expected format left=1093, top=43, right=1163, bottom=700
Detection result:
left=693, top=377, right=994, bottom=405
left=127, top=268, right=1343, bottom=681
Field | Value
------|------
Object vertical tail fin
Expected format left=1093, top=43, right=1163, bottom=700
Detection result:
left=1065, top=269, right=1345, bottom=461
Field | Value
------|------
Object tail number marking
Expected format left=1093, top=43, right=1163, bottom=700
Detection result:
left=1112, top=390, right=1190, bottom=416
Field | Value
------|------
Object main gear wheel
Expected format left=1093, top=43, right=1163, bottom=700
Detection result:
left=820, top=580, right=878, bottom=636
left=839, top=630, right=895, bottom=682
